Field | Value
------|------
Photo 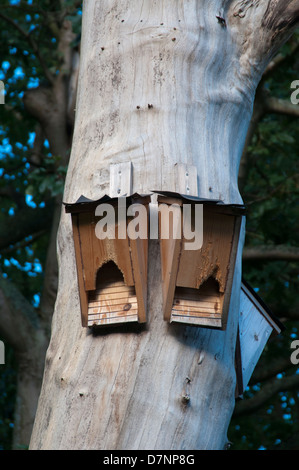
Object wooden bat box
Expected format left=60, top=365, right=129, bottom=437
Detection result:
left=235, top=281, right=284, bottom=397
left=154, top=191, right=245, bottom=330
left=64, top=193, right=150, bottom=328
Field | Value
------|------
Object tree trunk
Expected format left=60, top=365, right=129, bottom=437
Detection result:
left=29, top=0, right=299, bottom=450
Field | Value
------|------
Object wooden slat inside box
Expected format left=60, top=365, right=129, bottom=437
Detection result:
left=87, top=262, right=139, bottom=327
left=171, top=279, right=223, bottom=327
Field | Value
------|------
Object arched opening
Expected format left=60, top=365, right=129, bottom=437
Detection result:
left=87, top=261, right=138, bottom=327
left=171, top=276, right=223, bottom=327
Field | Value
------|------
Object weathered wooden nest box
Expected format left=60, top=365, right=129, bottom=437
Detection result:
left=64, top=193, right=150, bottom=328
left=153, top=191, right=245, bottom=330
left=235, top=280, right=284, bottom=397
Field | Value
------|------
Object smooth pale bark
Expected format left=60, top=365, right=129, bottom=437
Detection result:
left=30, top=0, right=299, bottom=450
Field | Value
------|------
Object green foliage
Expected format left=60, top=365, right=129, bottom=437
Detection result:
left=228, top=44, right=299, bottom=449
left=0, top=1, right=81, bottom=448
left=243, top=113, right=298, bottom=306
left=26, top=157, right=68, bottom=201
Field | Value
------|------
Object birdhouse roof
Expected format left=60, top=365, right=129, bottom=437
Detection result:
left=241, top=279, right=285, bottom=335
left=63, top=192, right=151, bottom=213
left=152, top=190, right=246, bottom=216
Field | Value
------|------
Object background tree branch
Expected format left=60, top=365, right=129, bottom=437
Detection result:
left=0, top=203, right=54, bottom=252
left=243, top=245, right=299, bottom=261
left=234, top=373, right=299, bottom=417
left=265, top=96, right=299, bottom=117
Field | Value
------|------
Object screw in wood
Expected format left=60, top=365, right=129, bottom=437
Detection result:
left=182, top=394, right=190, bottom=404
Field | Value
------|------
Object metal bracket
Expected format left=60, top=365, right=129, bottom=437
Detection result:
left=110, top=162, right=133, bottom=197
left=174, top=163, right=198, bottom=196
